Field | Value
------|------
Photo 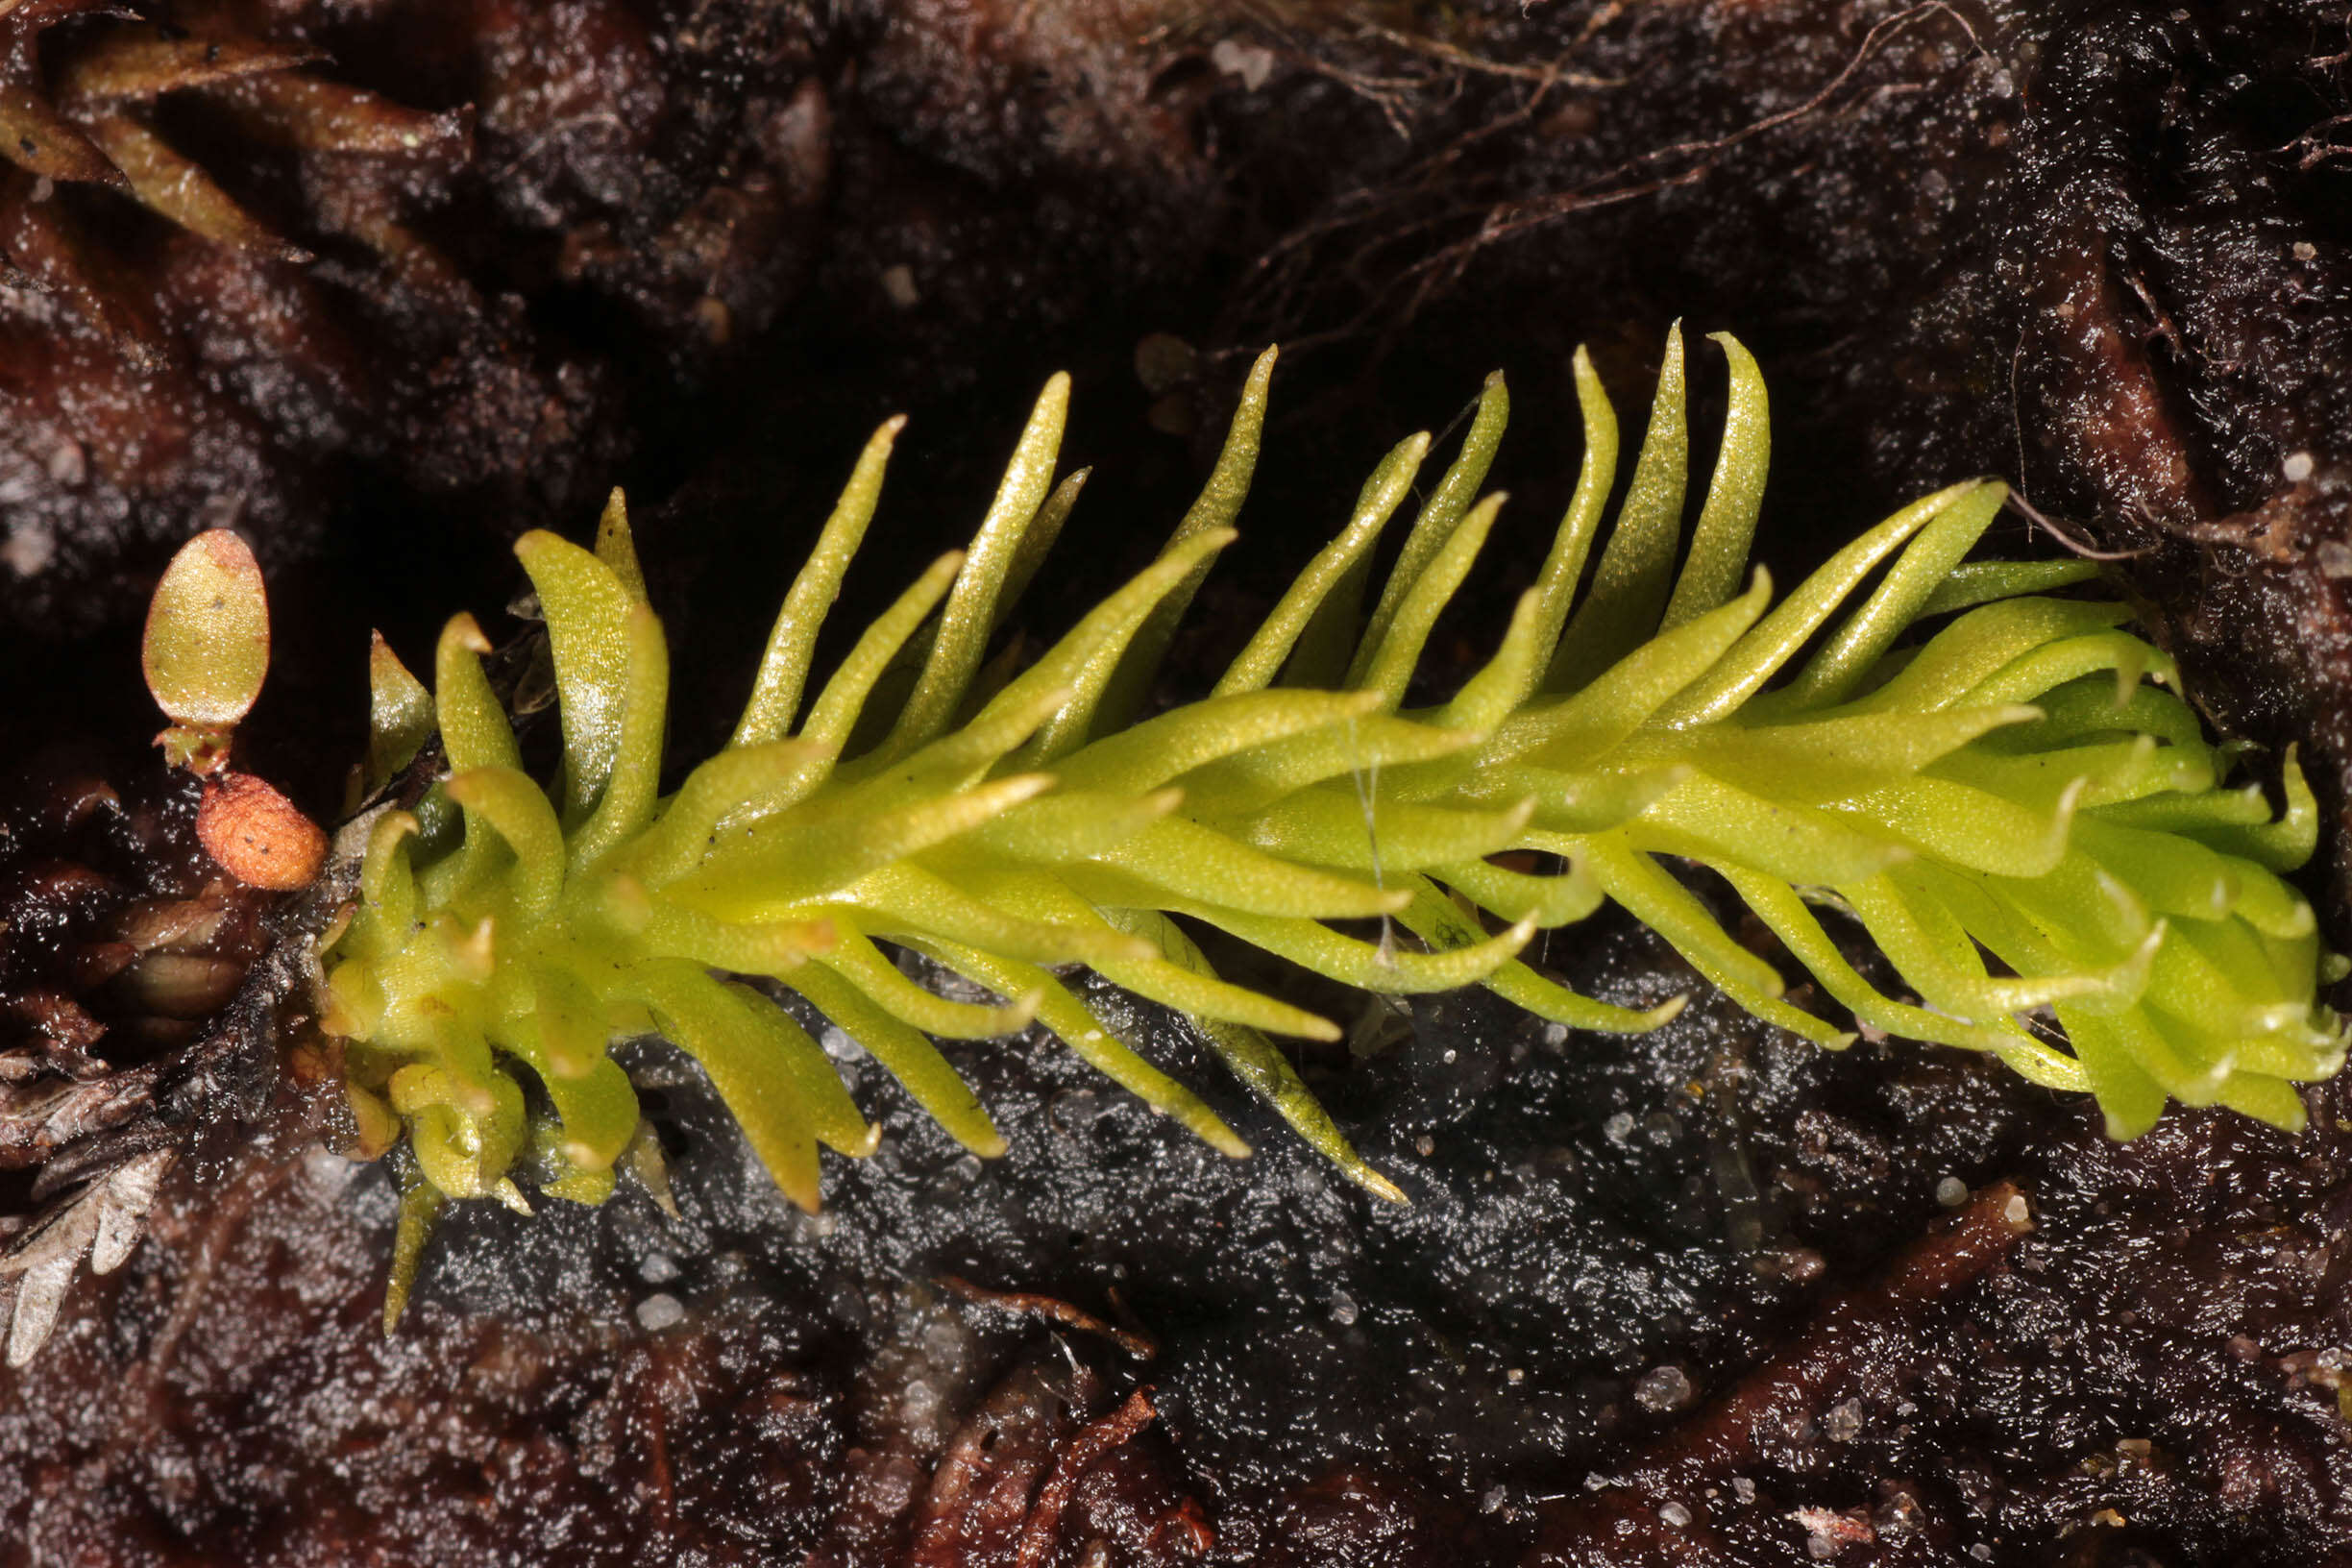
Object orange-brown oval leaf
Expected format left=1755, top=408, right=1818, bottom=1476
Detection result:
left=198, top=772, right=325, bottom=891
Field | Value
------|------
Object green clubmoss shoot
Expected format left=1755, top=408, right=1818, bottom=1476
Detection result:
left=316, top=330, right=2344, bottom=1327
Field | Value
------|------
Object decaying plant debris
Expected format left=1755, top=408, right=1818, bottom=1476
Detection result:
left=5, top=1, right=2352, bottom=1564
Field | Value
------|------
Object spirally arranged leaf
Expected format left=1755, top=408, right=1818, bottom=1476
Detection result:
left=317, top=331, right=2343, bottom=1323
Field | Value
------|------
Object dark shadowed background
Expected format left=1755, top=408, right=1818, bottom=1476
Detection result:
left=5, top=2, right=2352, bottom=1563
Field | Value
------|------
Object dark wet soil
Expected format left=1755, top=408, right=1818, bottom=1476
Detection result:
left=6, top=1, right=2352, bottom=1563
left=6, top=845, right=2352, bottom=1565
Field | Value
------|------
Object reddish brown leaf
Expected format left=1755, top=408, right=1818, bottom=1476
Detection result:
left=0, top=86, right=122, bottom=184
left=0, top=177, right=163, bottom=347
left=61, top=25, right=319, bottom=104
left=83, top=114, right=309, bottom=261
left=210, top=74, right=469, bottom=159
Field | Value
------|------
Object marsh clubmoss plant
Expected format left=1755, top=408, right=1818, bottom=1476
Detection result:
left=318, top=330, right=2343, bottom=1323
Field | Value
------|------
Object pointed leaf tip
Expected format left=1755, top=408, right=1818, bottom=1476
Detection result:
left=594, top=489, right=649, bottom=603
left=444, top=611, right=494, bottom=654
left=366, top=631, right=434, bottom=796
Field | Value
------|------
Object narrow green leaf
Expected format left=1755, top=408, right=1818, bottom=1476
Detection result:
left=732, top=417, right=904, bottom=748
left=722, top=983, right=879, bottom=1158
left=840, top=860, right=1159, bottom=968
left=1656, top=479, right=1989, bottom=726
left=1357, top=494, right=1507, bottom=710
left=1190, top=896, right=1535, bottom=995
left=885, top=375, right=1069, bottom=758
left=1090, top=345, right=1279, bottom=736
left=1216, top=432, right=1429, bottom=696
left=1512, top=346, right=1620, bottom=708
left=1237, top=784, right=1534, bottom=873
left=515, top=530, right=635, bottom=821
left=798, top=551, right=964, bottom=755
left=1779, top=479, right=2006, bottom=708
left=1845, top=598, right=2133, bottom=716
left=443, top=767, right=566, bottom=919
left=1546, top=325, right=1687, bottom=686
left=1659, top=333, right=1769, bottom=632
left=365, top=632, right=434, bottom=796
left=1083, top=815, right=1409, bottom=919
left=1433, top=854, right=1605, bottom=928
left=1578, top=833, right=1852, bottom=1047
left=1628, top=774, right=1914, bottom=886
left=1353, top=370, right=1510, bottom=683
left=919, top=939, right=1252, bottom=1156
left=627, top=961, right=826, bottom=1213
left=1130, top=912, right=1406, bottom=1203
left=991, top=529, right=1239, bottom=767
left=788, top=961, right=1006, bottom=1157
left=1511, top=572, right=1771, bottom=764
left=567, top=602, right=670, bottom=875
left=1915, top=558, right=2101, bottom=618
left=683, top=772, right=1057, bottom=909
left=815, top=924, right=1039, bottom=1039
left=1056, top=689, right=1382, bottom=797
